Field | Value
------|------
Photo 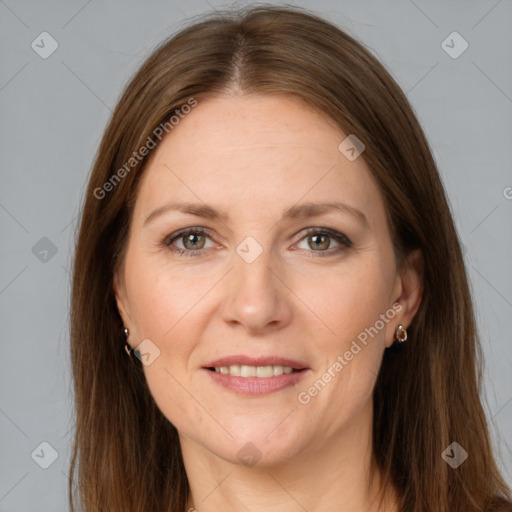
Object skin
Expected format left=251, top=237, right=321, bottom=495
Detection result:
left=114, top=93, right=423, bottom=512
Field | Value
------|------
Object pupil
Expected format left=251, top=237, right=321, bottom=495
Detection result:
left=309, top=234, right=329, bottom=250
left=184, top=233, right=204, bottom=249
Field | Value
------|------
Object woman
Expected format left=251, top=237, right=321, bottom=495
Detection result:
left=69, top=5, right=512, bottom=512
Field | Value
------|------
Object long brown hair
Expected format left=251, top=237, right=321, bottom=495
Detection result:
left=69, top=5, right=511, bottom=511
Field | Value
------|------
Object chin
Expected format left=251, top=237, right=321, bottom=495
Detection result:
left=203, top=422, right=308, bottom=468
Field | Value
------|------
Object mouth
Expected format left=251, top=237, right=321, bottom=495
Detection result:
left=206, top=365, right=305, bottom=377
left=202, top=356, right=310, bottom=395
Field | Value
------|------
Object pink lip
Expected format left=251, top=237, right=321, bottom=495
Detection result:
left=202, top=355, right=310, bottom=396
left=204, top=368, right=309, bottom=396
left=203, top=355, right=309, bottom=370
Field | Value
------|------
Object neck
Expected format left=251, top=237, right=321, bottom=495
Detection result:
left=181, top=399, right=398, bottom=512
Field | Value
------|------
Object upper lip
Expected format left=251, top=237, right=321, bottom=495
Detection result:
left=204, top=355, right=309, bottom=370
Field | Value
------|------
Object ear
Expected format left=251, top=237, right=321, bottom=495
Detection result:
left=113, top=269, right=133, bottom=339
left=386, top=248, right=424, bottom=347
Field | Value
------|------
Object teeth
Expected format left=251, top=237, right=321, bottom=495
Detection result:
left=213, top=365, right=296, bottom=377
left=228, top=364, right=240, bottom=376
left=257, top=366, right=273, bottom=378
left=241, top=365, right=256, bottom=377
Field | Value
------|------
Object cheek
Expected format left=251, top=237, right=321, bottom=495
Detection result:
left=127, top=267, right=209, bottom=430
left=124, top=249, right=212, bottom=342
left=123, top=252, right=215, bottom=410
left=294, top=255, right=393, bottom=346
left=293, top=257, right=393, bottom=413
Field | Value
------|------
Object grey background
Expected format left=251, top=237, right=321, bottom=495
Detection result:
left=1, top=0, right=511, bottom=510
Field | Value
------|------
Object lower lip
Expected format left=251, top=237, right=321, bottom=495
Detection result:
left=204, top=368, right=309, bottom=396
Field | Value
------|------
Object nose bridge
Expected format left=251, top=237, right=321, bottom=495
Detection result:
left=236, top=248, right=275, bottom=297
left=221, top=236, right=291, bottom=331
left=233, top=240, right=278, bottom=305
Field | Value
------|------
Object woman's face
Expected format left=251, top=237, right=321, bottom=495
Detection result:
left=114, top=94, right=421, bottom=467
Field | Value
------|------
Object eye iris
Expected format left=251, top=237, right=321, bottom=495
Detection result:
left=308, top=234, right=330, bottom=250
left=183, top=233, right=205, bottom=250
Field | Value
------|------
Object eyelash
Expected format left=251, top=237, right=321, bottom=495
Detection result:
left=163, top=227, right=352, bottom=258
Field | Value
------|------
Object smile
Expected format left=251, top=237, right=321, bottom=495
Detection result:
left=209, top=365, right=299, bottom=377
left=203, top=356, right=310, bottom=395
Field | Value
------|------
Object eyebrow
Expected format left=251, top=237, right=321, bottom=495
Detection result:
left=143, top=200, right=369, bottom=228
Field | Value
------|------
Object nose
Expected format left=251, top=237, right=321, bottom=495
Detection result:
left=219, top=246, right=293, bottom=334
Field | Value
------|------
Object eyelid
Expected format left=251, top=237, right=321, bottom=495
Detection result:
left=164, top=226, right=210, bottom=246
left=292, top=227, right=352, bottom=253
left=164, top=226, right=219, bottom=252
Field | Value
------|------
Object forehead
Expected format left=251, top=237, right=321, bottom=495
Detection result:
left=133, top=94, right=385, bottom=228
